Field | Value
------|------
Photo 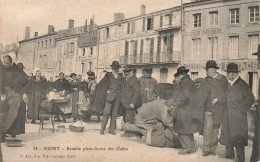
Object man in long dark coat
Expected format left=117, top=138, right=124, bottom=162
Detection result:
left=89, top=61, right=123, bottom=135
left=139, top=68, right=158, bottom=103
left=120, top=68, right=142, bottom=124
left=193, top=60, right=228, bottom=156
left=166, top=66, right=199, bottom=155
left=25, top=70, right=49, bottom=124
left=219, top=63, right=254, bottom=162
left=1, top=55, right=28, bottom=138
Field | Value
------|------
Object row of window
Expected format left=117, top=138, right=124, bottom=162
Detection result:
left=58, top=42, right=75, bottom=55
left=102, top=13, right=176, bottom=39
left=191, top=34, right=259, bottom=60
left=37, top=39, right=55, bottom=49
left=193, top=6, right=259, bottom=28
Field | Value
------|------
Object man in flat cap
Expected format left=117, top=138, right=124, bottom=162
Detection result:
left=89, top=61, right=123, bottom=135
left=194, top=60, right=228, bottom=156
left=220, top=63, right=254, bottom=162
left=139, top=67, right=158, bottom=103
left=120, top=68, right=142, bottom=125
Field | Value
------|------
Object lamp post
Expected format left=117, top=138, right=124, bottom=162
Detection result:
left=251, top=44, right=260, bottom=162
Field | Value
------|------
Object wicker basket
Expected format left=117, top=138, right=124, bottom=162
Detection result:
left=69, top=125, right=85, bottom=133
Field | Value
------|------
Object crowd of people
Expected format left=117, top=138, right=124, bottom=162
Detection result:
left=0, top=54, right=256, bottom=162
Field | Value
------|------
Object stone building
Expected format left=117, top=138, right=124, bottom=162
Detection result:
left=97, top=5, right=182, bottom=83
left=182, top=0, right=260, bottom=98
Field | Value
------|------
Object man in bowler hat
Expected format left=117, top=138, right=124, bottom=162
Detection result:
left=89, top=61, right=123, bottom=135
left=193, top=60, right=229, bottom=156
left=219, top=63, right=254, bottom=162
left=166, top=66, right=199, bottom=155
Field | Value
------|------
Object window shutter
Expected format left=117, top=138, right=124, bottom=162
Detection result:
left=169, top=35, right=174, bottom=54
left=151, top=17, right=154, bottom=30
left=140, top=39, right=144, bottom=63
left=169, top=13, right=172, bottom=25
left=127, top=23, right=130, bottom=34
left=125, top=41, right=129, bottom=56
left=131, top=22, right=135, bottom=34
left=142, top=18, right=146, bottom=31
left=157, top=36, right=161, bottom=55
left=134, top=40, right=138, bottom=56
left=157, top=36, right=161, bottom=62
left=160, top=15, right=163, bottom=28
left=150, top=38, right=154, bottom=62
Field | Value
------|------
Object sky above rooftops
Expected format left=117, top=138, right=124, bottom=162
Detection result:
left=0, top=0, right=190, bottom=45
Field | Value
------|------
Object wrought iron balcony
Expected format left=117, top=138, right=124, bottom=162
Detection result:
left=119, top=51, right=181, bottom=65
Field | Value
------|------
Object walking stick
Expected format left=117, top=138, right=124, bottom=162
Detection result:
left=251, top=45, right=260, bottom=162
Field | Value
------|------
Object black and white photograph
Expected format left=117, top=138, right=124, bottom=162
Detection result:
left=0, top=0, right=260, bottom=161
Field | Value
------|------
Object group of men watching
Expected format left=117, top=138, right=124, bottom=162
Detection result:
left=90, top=60, right=254, bottom=162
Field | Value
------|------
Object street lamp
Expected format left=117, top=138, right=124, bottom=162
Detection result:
left=251, top=44, right=260, bottom=162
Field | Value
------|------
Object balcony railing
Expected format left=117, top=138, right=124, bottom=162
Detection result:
left=120, top=51, right=181, bottom=65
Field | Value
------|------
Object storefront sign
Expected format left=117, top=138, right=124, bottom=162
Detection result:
left=221, top=61, right=258, bottom=71
left=187, top=28, right=222, bottom=36
left=183, top=61, right=259, bottom=71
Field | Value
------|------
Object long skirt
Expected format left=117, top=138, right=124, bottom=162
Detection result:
left=27, top=91, right=44, bottom=119
left=71, top=91, right=79, bottom=118
left=4, top=89, right=26, bottom=136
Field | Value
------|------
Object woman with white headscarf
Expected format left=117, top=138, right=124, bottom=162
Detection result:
left=25, top=69, right=49, bottom=124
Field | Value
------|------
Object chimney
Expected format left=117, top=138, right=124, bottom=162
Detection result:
left=48, top=25, right=54, bottom=34
left=84, top=19, right=88, bottom=32
left=68, top=19, right=74, bottom=29
left=114, top=13, right=125, bottom=22
left=89, top=19, right=93, bottom=32
left=140, top=5, right=146, bottom=15
left=25, top=27, right=30, bottom=39
left=34, top=32, right=38, bottom=37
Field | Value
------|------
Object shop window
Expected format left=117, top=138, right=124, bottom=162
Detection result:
left=160, top=68, right=168, bottom=83
left=193, top=13, right=201, bottom=27
left=230, top=8, right=239, bottom=24
left=249, top=6, right=259, bottom=23
left=229, top=36, right=239, bottom=59
left=191, top=72, right=198, bottom=80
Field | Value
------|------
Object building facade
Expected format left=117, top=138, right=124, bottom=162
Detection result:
left=97, top=5, right=182, bottom=83
left=56, top=19, right=98, bottom=77
left=183, top=0, right=260, bottom=98
left=18, top=26, right=57, bottom=78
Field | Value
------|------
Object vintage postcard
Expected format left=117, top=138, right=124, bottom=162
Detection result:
left=0, top=0, right=260, bottom=161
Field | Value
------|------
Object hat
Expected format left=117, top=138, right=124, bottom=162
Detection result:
left=70, top=73, right=77, bottom=78
left=110, top=61, right=121, bottom=70
left=144, top=67, right=152, bottom=74
left=226, top=63, right=240, bottom=73
left=123, top=68, right=132, bottom=73
left=87, top=71, right=96, bottom=78
left=206, top=60, right=219, bottom=69
left=176, top=66, right=189, bottom=75
left=17, top=63, right=25, bottom=69
left=59, top=72, right=64, bottom=76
